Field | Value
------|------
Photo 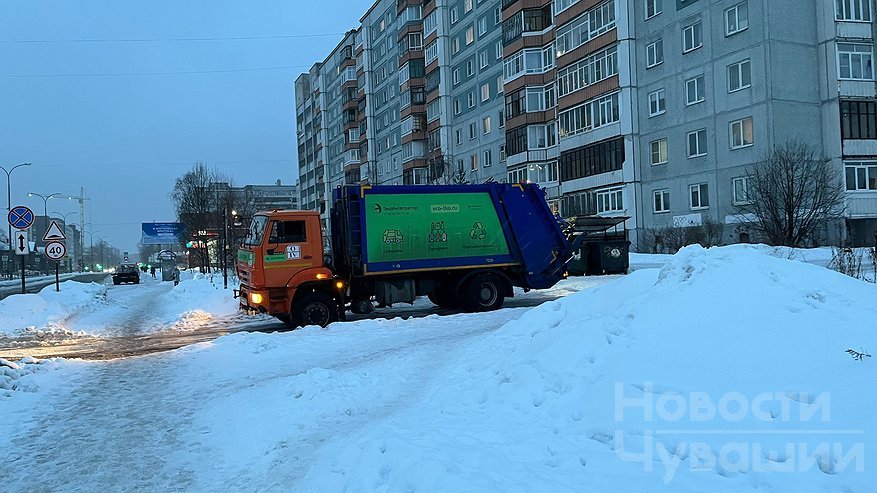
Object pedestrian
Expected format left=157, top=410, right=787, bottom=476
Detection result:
left=173, top=266, right=180, bottom=286
left=150, top=265, right=156, bottom=278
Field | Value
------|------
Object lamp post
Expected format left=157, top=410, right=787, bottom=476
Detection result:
left=83, top=230, right=100, bottom=272
left=28, top=192, right=61, bottom=275
left=52, top=211, right=78, bottom=272
left=1, top=163, right=32, bottom=266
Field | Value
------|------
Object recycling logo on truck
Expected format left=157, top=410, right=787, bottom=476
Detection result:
left=469, top=222, right=487, bottom=240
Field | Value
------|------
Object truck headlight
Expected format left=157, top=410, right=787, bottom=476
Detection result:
left=249, top=292, right=264, bottom=304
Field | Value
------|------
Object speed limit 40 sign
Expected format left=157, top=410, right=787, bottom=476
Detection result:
left=45, top=241, right=67, bottom=261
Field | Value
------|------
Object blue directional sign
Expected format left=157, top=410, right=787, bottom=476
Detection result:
left=7, top=206, right=35, bottom=230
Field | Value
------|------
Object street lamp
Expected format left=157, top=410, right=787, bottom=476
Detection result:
left=1, top=162, right=32, bottom=257
left=28, top=192, right=62, bottom=222
left=83, top=230, right=101, bottom=272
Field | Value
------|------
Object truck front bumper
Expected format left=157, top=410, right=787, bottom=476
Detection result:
left=237, top=284, right=269, bottom=314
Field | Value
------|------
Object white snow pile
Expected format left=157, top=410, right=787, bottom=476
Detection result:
left=156, top=272, right=240, bottom=329
left=0, top=357, right=63, bottom=395
left=278, top=244, right=873, bottom=491
left=0, top=282, right=106, bottom=338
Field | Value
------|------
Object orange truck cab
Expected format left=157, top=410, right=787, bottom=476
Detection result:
left=236, top=210, right=344, bottom=327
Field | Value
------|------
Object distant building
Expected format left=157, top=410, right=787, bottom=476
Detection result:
left=244, top=180, right=300, bottom=211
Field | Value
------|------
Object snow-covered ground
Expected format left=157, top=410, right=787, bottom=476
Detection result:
left=0, top=270, right=239, bottom=339
left=1, top=247, right=875, bottom=491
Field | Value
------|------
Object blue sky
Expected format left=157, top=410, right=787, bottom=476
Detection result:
left=0, top=0, right=374, bottom=254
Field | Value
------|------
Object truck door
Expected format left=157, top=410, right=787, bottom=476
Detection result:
left=266, top=218, right=321, bottom=272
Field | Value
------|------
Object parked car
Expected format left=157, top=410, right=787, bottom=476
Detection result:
left=112, top=264, right=140, bottom=285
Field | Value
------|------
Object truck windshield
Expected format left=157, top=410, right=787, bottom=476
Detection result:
left=244, top=215, right=269, bottom=246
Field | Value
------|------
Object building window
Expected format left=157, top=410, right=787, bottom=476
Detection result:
left=499, top=110, right=505, bottom=127
left=653, top=189, right=670, bottom=213
left=496, top=41, right=503, bottom=60
left=469, top=122, right=477, bottom=139
left=479, top=17, right=488, bottom=35
left=558, top=92, right=620, bottom=139
left=500, top=144, right=507, bottom=161
left=836, top=0, right=871, bottom=21
left=650, top=138, right=668, bottom=165
left=838, top=43, right=874, bottom=80
left=596, top=187, right=624, bottom=213
left=470, top=153, right=478, bottom=170
left=690, top=183, right=710, bottom=209
left=648, top=88, right=666, bottom=116
left=467, top=60, right=474, bottom=76
left=685, top=75, right=705, bottom=105
left=465, top=0, right=473, bottom=13
left=495, top=6, right=502, bottom=25
left=525, top=84, right=556, bottom=112
left=845, top=162, right=877, bottom=190
left=646, top=0, right=662, bottom=19
left=481, top=83, right=490, bottom=101
left=559, top=136, right=625, bottom=181
left=725, top=2, right=749, bottom=35
left=468, top=92, right=476, bottom=108
left=556, top=45, right=618, bottom=97
left=483, top=116, right=492, bottom=134
left=484, top=150, right=493, bottom=167
left=466, top=26, right=475, bottom=45
left=555, top=0, right=616, bottom=57
left=841, top=100, right=877, bottom=139
left=730, top=117, right=754, bottom=148
left=425, top=41, right=439, bottom=64
left=646, top=39, right=664, bottom=68
left=497, top=75, right=504, bottom=94
left=683, top=21, right=703, bottom=53
left=732, top=177, right=751, bottom=205
left=687, top=129, right=707, bottom=157
left=454, top=99, right=461, bottom=115
left=451, top=7, right=458, bottom=23
left=455, top=128, right=462, bottom=145
left=727, top=59, right=751, bottom=92
left=453, top=68, right=460, bottom=85
left=480, top=51, right=489, bottom=68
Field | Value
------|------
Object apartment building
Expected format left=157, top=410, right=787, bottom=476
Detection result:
left=297, top=0, right=877, bottom=247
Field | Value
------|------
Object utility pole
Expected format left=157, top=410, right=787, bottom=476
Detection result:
left=222, top=207, right=228, bottom=289
left=66, top=188, right=89, bottom=274
left=2, top=163, right=32, bottom=273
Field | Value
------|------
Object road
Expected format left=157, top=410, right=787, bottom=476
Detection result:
left=0, top=273, right=110, bottom=300
left=0, top=275, right=617, bottom=361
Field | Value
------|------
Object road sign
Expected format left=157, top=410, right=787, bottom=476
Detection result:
left=44, top=241, right=67, bottom=260
left=7, top=206, right=35, bottom=230
left=43, top=220, right=68, bottom=241
left=14, top=231, right=30, bottom=255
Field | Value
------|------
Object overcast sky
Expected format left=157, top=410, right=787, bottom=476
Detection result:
left=0, top=0, right=374, bottom=255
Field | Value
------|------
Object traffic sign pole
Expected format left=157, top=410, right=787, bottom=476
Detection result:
left=55, top=261, right=59, bottom=292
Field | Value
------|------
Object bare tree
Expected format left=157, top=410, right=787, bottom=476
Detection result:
left=427, top=149, right=468, bottom=185
left=171, top=162, right=216, bottom=273
left=742, top=139, right=845, bottom=247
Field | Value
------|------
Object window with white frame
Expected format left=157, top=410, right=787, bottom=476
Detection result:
left=469, top=122, right=477, bottom=139
left=470, top=153, right=478, bottom=170
left=466, top=26, right=475, bottom=45
left=554, top=0, right=580, bottom=15
left=730, top=117, right=754, bottom=148
left=596, top=187, right=624, bottom=213
left=527, top=123, right=557, bottom=149
left=646, top=0, right=662, bottom=19
left=465, top=0, right=473, bottom=13
left=483, top=116, right=492, bottom=134
left=838, top=43, right=874, bottom=80
left=451, top=7, right=458, bottom=23
left=732, top=177, right=751, bottom=204
left=455, top=128, right=462, bottom=145
left=497, top=75, right=504, bottom=94
left=556, top=45, right=618, bottom=97
left=653, top=189, right=670, bottom=213
left=531, top=161, right=558, bottom=182
left=479, top=17, right=488, bottom=35
left=683, top=21, right=703, bottom=53
left=480, top=51, right=489, bottom=68
left=646, top=39, right=664, bottom=67
left=499, top=109, right=505, bottom=127
left=526, top=84, right=556, bottom=112
left=425, top=41, right=439, bottom=64
left=650, top=138, right=668, bottom=165
left=728, top=59, right=751, bottom=92
left=482, top=83, right=490, bottom=101
left=484, top=150, right=493, bottom=167
left=500, top=144, right=507, bottom=161
left=453, top=37, right=460, bottom=53
left=496, top=41, right=503, bottom=60
left=468, top=92, right=475, bottom=107
left=503, top=45, right=555, bottom=81
left=508, top=166, right=526, bottom=183
left=836, top=0, right=872, bottom=21
left=454, top=99, right=461, bottom=114
left=467, top=60, right=474, bottom=76
left=845, top=162, right=877, bottom=190
left=495, top=6, right=502, bottom=25
left=453, top=68, right=460, bottom=85
left=725, top=2, right=749, bottom=36
left=427, top=99, right=441, bottom=122
left=558, top=92, right=620, bottom=138
left=648, top=88, right=666, bottom=116
left=556, top=0, right=616, bottom=57
left=685, top=75, right=705, bottom=105
left=690, top=183, right=709, bottom=209
left=687, top=129, right=707, bottom=157
left=424, top=10, right=438, bottom=35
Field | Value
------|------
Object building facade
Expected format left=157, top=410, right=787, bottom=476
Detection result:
left=296, top=0, right=877, bottom=247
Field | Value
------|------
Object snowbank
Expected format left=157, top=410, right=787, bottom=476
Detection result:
left=288, top=244, right=876, bottom=491
left=0, top=282, right=106, bottom=338
left=156, top=272, right=240, bottom=329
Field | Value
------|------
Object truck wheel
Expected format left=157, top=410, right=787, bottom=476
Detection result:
left=461, top=274, right=504, bottom=312
left=293, top=293, right=337, bottom=328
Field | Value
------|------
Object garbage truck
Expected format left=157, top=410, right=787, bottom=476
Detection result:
left=236, top=183, right=584, bottom=327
